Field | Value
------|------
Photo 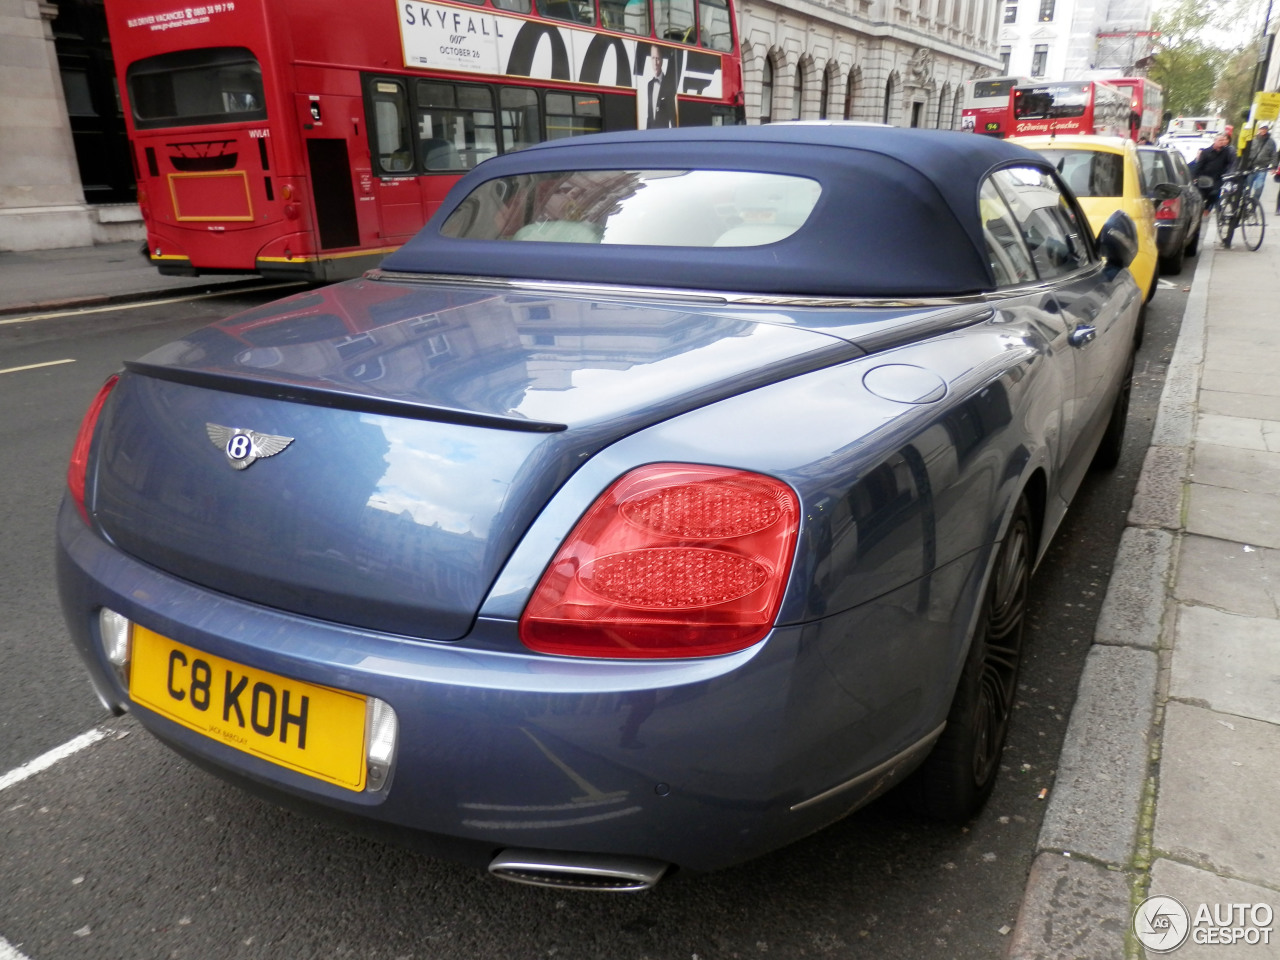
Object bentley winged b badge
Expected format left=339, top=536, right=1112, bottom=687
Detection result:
left=206, top=423, right=294, bottom=470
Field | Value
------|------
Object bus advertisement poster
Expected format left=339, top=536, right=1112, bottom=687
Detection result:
left=397, top=1, right=722, bottom=99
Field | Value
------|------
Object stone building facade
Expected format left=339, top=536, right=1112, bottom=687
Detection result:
left=1, top=0, right=138, bottom=252
left=738, top=0, right=1002, bottom=127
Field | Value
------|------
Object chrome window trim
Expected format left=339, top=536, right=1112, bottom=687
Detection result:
left=367, top=268, right=1098, bottom=309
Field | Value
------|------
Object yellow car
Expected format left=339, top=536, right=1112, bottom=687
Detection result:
left=1007, top=135, right=1163, bottom=306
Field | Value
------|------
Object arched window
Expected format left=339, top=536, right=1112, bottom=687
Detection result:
left=761, top=57, right=773, bottom=123
left=820, top=68, right=831, bottom=120
left=844, top=68, right=857, bottom=119
left=792, top=61, right=804, bottom=119
left=883, top=73, right=895, bottom=124
left=937, top=84, right=950, bottom=129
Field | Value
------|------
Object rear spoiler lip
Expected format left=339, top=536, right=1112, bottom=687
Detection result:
left=121, top=360, right=569, bottom=434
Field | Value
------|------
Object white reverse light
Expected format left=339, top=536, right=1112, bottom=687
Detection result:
left=365, top=697, right=399, bottom=792
left=98, top=608, right=132, bottom=683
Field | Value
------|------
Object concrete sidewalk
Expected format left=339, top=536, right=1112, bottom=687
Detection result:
left=1009, top=207, right=1280, bottom=957
left=3, top=216, right=1277, bottom=958
left=0, top=240, right=277, bottom=323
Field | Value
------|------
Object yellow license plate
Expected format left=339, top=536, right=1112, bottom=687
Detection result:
left=130, top=626, right=369, bottom=791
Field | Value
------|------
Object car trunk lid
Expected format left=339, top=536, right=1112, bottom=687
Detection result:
left=89, top=280, right=860, bottom=640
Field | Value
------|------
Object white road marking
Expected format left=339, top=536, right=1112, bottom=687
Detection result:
left=0, top=729, right=106, bottom=793
left=0, top=359, right=75, bottom=376
left=0, top=281, right=302, bottom=326
left=0, top=730, right=111, bottom=959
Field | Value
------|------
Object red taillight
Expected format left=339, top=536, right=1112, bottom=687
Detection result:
left=1155, top=197, right=1182, bottom=221
left=519, top=464, right=800, bottom=659
left=67, top=375, right=118, bottom=524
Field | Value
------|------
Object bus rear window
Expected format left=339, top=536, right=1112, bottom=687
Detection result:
left=439, top=169, right=821, bottom=247
left=1013, top=85, right=1089, bottom=120
left=973, top=79, right=1016, bottom=100
left=127, top=47, right=266, bottom=129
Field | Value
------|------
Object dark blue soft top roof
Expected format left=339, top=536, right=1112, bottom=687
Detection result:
left=382, top=124, right=1054, bottom=298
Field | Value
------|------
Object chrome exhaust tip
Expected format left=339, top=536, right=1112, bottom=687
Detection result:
left=488, top=849, right=668, bottom=892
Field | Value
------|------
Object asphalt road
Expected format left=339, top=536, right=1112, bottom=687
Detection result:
left=0, top=275, right=1190, bottom=960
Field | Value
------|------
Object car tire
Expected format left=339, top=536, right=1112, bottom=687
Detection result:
left=1091, top=354, right=1134, bottom=471
left=903, top=496, right=1032, bottom=824
left=1187, top=224, right=1200, bottom=257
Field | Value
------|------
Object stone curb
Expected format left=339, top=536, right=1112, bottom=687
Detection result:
left=1006, top=242, right=1215, bottom=959
left=0, top=277, right=276, bottom=321
left=0, top=279, right=307, bottom=345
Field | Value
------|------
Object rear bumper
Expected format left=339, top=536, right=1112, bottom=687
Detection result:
left=56, top=499, right=956, bottom=873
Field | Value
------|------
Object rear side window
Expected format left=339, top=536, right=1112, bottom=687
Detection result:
left=1169, top=150, right=1192, bottom=183
left=979, top=179, right=1037, bottom=287
left=1036, top=149, right=1125, bottom=198
left=1139, top=150, right=1171, bottom=186
left=989, top=166, right=1091, bottom=281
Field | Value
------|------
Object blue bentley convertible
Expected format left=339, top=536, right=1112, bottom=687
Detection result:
left=58, top=124, right=1141, bottom=890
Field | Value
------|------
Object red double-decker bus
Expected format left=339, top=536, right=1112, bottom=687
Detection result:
left=107, top=0, right=744, bottom=281
left=1010, top=81, right=1130, bottom=138
left=960, top=76, right=1031, bottom=138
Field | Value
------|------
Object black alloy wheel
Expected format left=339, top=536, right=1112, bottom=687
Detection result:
left=903, top=497, right=1033, bottom=823
left=970, top=503, right=1031, bottom=788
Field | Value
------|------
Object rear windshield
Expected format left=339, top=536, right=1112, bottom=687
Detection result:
left=1035, top=149, right=1125, bottom=199
left=127, top=47, right=266, bottom=129
left=438, top=170, right=822, bottom=247
left=973, top=79, right=1018, bottom=101
left=1013, top=85, right=1089, bottom=120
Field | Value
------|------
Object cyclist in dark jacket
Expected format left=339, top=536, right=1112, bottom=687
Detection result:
left=1192, top=133, right=1236, bottom=210
left=1240, top=124, right=1278, bottom=200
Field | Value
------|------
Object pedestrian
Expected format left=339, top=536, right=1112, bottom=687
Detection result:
left=1240, top=124, right=1278, bottom=201
left=1191, top=132, right=1236, bottom=212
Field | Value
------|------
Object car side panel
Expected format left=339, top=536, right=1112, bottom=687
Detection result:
left=1051, top=266, right=1142, bottom=502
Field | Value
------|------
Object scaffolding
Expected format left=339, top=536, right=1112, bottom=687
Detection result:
left=1095, top=30, right=1158, bottom=74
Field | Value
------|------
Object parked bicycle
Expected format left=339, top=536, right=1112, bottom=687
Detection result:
left=1208, top=172, right=1265, bottom=250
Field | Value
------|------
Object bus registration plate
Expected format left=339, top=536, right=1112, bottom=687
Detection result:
left=130, top=626, right=369, bottom=791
